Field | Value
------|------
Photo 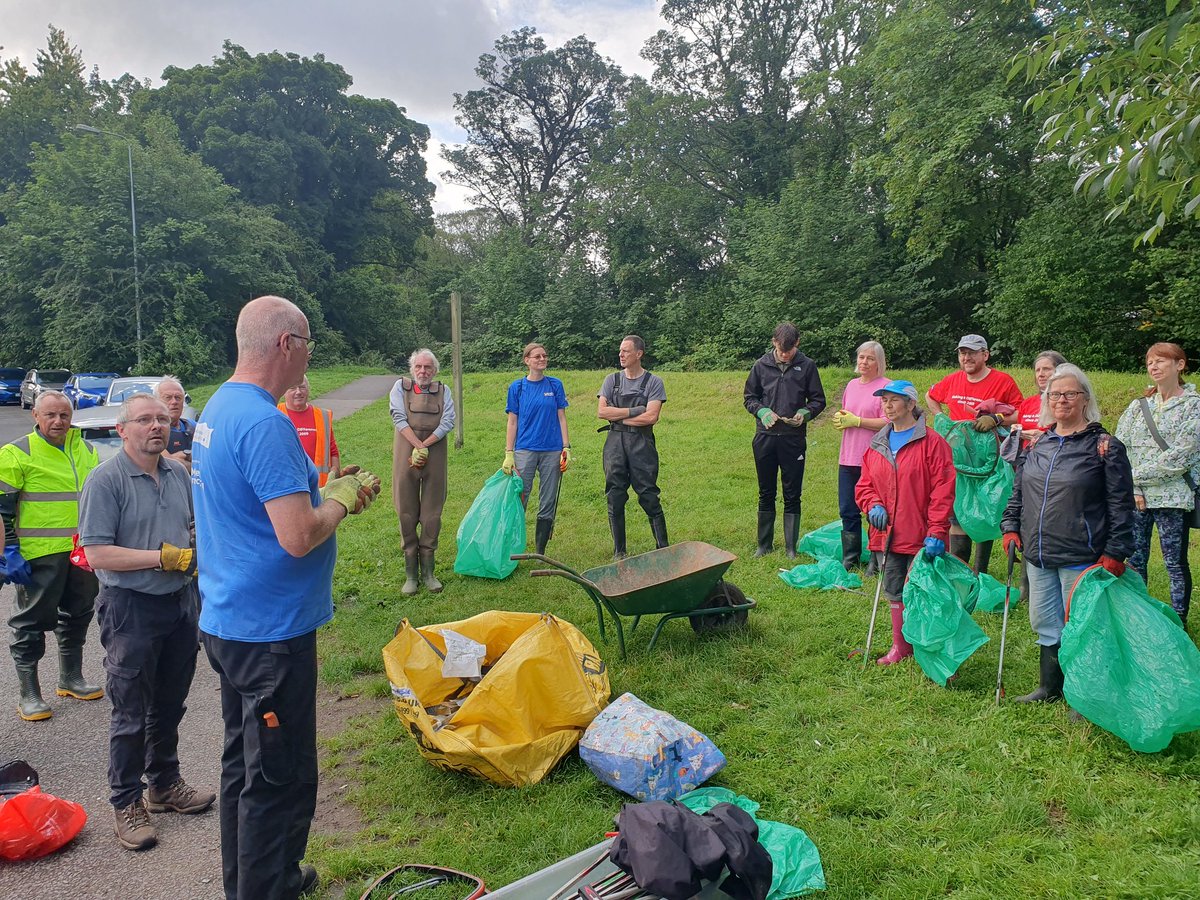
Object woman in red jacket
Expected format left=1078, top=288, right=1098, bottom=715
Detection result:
left=856, top=380, right=957, bottom=665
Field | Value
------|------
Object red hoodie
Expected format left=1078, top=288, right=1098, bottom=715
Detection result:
left=856, top=415, right=956, bottom=555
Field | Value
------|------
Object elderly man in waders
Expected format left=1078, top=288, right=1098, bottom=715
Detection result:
left=391, top=349, right=456, bottom=595
left=597, top=336, right=667, bottom=558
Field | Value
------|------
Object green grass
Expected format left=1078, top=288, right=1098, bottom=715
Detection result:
left=187, top=364, right=389, bottom=410
left=310, top=367, right=1200, bottom=899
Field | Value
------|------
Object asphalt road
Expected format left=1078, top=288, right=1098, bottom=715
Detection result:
left=0, top=375, right=397, bottom=898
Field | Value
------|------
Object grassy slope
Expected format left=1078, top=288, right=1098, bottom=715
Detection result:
left=311, top=367, right=1200, bottom=899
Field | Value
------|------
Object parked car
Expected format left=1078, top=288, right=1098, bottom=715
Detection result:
left=19, top=369, right=72, bottom=409
left=71, top=410, right=123, bottom=463
left=0, top=368, right=26, bottom=405
left=71, top=377, right=198, bottom=431
left=63, top=372, right=121, bottom=409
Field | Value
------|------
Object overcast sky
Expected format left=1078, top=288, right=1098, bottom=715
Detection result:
left=0, top=0, right=665, bottom=212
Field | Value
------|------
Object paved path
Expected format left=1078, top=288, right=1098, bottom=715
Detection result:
left=0, top=374, right=395, bottom=898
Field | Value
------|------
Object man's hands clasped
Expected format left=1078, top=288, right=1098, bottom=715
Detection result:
left=321, top=470, right=382, bottom=516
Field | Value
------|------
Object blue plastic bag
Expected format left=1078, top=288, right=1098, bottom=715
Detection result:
left=452, top=470, right=526, bottom=579
left=1061, top=567, right=1200, bottom=752
left=579, top=693, right=725, bottom=801
left=901, top=554, right=989, bottom=685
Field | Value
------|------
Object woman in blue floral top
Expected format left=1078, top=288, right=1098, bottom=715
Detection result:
left=1115, top=342, right=1200, bottom=627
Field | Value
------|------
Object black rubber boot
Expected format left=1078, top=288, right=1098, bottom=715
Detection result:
left=401, top=553, right=419, bottom=596
left=782, top=513, right=800, bottom=560
left=950, top=534, right=972, bottom=564
left=56, top=649, right=103, bottom=701
left=610, top=510, right=627, bottom=560
left=755, top=511, right=775, bottom=557
left=973, top=540, right=994, bottom=576
left=649, top=515, right=669, bottom=550
left=535, top=518, right=554, bottom=555
left=1014, top=643, right=1064, bottom=703
left=419, top=551, right=442, bottom=593
left=841, top=530, right=862, bottom=571
left=865, top=551, right=881, bottom=577
left=16, top=667, right=51, bottom=721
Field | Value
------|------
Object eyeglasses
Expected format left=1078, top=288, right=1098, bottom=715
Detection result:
left=286, top=333, right=316, bottom=355
left=1047, top=390, right=1086, bottom=401
left=129, top=415, right=171, bottom=427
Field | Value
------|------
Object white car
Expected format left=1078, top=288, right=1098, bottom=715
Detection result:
left=71, top=378, right=198, bottom=461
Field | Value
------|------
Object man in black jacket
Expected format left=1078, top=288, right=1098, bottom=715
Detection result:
left=743, top=323, right=826, bottom=557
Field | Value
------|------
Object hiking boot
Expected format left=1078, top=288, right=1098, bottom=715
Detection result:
left=782, top=513, right=800, bottom=560
left=299, top=864, right=319, bottom=896
left=401, top=553, right=419, bottom=596
left=56, top=649, right=103, bottom=701
left=16, top=667, right=51, bottom=721
left=114, top=797, right=157, bottom=850
left=147, top=777, right=215, bottom=814
left=419, top=551, right=442, bottom=593
left=754, top=510, right=775, bottom=557
left=1014, top=643, right=1064, bottom=703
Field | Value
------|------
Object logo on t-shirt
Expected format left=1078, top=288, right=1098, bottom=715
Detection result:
left=194, top=422, right=213, bottom=448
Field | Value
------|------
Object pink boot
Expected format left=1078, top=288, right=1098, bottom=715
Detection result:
left=876, top=601, right=914, bottom=666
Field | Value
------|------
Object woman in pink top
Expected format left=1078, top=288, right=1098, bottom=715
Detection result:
left=832, top=341, right=889, bottom=569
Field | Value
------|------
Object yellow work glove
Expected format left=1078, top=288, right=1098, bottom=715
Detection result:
left=833, top=409, right=861, bottom=431
left=502, top=450, right=516, bottom=476
left=159, top=542, right=197, bottom=576
left=321, top=471, right=380, bottom=515
left=410, top=446, right=429, bottom=468
left=559, top=447, right=572, bottom=473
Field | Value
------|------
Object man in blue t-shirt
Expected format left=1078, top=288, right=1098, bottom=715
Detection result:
left=193, top=295, right=380, bottom=900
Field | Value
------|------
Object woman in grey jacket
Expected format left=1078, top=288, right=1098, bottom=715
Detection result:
left=1115, top=342, right=1200, bottom=627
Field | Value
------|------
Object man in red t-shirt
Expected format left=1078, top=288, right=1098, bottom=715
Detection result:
left=279, top=376, right=340, bottom=486
left=925, top=334, right=1023, bottom=574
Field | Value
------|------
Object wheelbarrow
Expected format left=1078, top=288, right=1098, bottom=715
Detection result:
left=512, top=541, right=755, bottom=658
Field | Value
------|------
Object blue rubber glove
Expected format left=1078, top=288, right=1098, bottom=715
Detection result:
left=923, top=537, right=946, bottom=559
left=867, top=505, right=888, bottom=531
left=0, top=544, right=32, bottom=586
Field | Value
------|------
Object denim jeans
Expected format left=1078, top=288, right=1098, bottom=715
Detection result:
left=1026, top=564, right=1086, bottom=646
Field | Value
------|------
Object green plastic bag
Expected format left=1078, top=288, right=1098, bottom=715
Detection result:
left=678, top=787, right=826, bottom=899
left=452, top=470, right=527, bottom=579
left=901, top=554, right=989, bottom=685
left=779, top=559, right=863, bottom=591
left=797, top=520, right=868, bottom=563
left=933, top=414, right=1014, bottom=542
left=1060, top=568, right=1200, bottom=752
left=975, top=571, right=1020, bottom=612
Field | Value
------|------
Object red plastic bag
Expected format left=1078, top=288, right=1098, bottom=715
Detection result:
left=0, top=786, right=87, bottom=860
left=69, top=534, right=93, bottom=573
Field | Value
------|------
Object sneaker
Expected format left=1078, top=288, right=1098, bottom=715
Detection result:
left=299, top=864, right=319, bottom=896
left=146, top=777, right=216, bottom=814
left=114, top=798, right=158, bottom=851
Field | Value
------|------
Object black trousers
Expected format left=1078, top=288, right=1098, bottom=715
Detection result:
left=97, top=585, right=198, bottom=808
left=9, top=551, right=99, bottom=665
left=203, top=631, right=318, bottom=900
left=603, top=429, right=663, bottom=519
left=752, top=433, right=806, bottom=514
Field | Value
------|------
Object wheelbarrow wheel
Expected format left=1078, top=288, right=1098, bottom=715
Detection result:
left=691, top=580, right=749, bottom=634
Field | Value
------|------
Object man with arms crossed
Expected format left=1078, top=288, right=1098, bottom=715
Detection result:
left=193, top=296, right=379, bottom=899
left=78, top=393, right=214, bottom=851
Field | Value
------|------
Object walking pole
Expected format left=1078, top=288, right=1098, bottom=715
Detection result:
left=860, top=528, right=892, bottom=668
left=994, top=541, right=1018, bottom=704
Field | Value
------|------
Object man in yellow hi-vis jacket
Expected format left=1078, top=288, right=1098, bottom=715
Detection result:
left=0, top=391, right=100, bottom=721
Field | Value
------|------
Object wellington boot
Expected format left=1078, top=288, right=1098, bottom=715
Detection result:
left=649, top=514, right=669, bottom=550
left=876, top=601, right=914, bottom=666
left=865, top=551, right=881, bottom=578
left=754, top=511, right=775, bottom=557
left=841, top=530, right=862, bottom=571
left=535, top=518, right=554, bottom=555
left=973, top=540, right=994, bottom=576
left=401, top=553, right=419, bottom=596
left=609, top=510, right=627, bottom=560
left=56, top=649, right=103, bottom=701
left=419, top=551, right=442, bottom=593
left=949, top=534, right=972, bottom=564
left=1014, top=643, right=1064, bottom=703
left=782, top=513, right=800, bottom=560
left=16, top=667, right=51, bottom=721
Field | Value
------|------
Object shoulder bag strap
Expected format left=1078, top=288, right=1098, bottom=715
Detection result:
left=1138, top=397, right=1198, bottom=491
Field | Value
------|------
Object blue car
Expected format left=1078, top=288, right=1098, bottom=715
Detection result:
left=64, top=372, right=120, bottom=409
left=0, top=368, right=25, bottom=405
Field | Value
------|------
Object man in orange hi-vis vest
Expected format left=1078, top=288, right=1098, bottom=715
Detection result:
left=279, top=376, right=340, bottom=487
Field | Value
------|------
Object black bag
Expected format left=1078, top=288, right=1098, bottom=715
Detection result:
left=1138, top=399, right=1200, bottom=528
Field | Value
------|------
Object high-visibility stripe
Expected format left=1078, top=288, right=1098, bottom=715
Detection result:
left=17, top=526, right=78, bottom=538
left=0, top=480, right=18, bottom=494
left=20, top=491, right=79, bottom=502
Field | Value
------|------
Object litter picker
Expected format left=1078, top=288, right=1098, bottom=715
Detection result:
left=994, top=541, right=1019, bottom=704
left=850, top=528, right=891, bottom=665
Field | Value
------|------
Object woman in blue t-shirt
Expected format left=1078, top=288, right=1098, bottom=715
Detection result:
left=502, top=343, right=571, bottom=554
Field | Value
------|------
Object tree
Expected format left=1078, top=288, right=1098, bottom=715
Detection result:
left=443, top=28, right=626, bottom=248
left=1016, top=1, right=1200, bottom=243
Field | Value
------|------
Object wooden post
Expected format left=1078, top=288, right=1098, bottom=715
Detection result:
left=451, top=290, right=464, bottom=449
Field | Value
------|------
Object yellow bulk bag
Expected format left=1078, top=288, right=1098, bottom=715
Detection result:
left=382, top=611, right=611, bottom=787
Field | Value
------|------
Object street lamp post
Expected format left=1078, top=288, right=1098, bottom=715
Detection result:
left=72, top=124, right=142, bottom=370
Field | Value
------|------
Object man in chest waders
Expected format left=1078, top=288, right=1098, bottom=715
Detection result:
left=390, top=349, right=456, bottom=595
left=597, top=335, right=668, bottom=558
